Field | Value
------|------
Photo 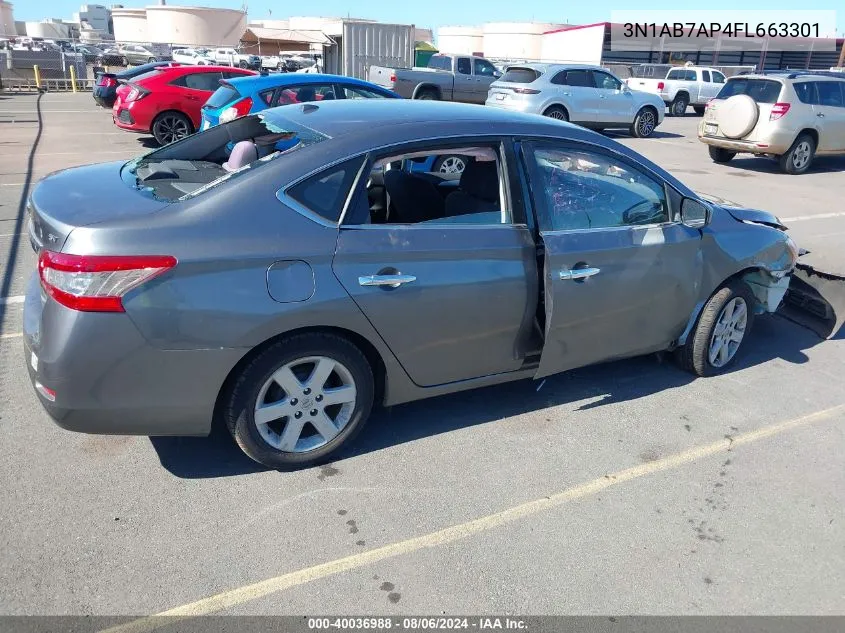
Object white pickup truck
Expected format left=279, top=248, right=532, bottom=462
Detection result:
left=625, top=66, right=727, bottom=116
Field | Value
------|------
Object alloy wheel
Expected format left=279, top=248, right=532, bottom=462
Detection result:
left=637, top=110, right=656, bottom=136
left=253, top=356, right=357, bottom=453
left=708, top=297, right=748, bottom=368
left=154, top=116, right=190, bottom=145
left=673, top=100, right=687, bottom=116
left=438, top=156, right=466, bottom=174
left=547, top=110, right=566, bottom=120
left=792, top=141, right=812, bottom=170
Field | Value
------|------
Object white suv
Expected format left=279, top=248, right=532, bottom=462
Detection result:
left=698, top=71, right=845, bottom=174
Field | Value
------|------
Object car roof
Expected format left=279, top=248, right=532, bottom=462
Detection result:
left=225, top=73, right=382, bottom=91
left=508, top=63, right=605, bottom=73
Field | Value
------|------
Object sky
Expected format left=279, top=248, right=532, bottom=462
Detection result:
left=13, top=0, right=845, bottom=36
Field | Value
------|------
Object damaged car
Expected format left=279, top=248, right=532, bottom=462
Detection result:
left=24, top=100, right=810, bottom=469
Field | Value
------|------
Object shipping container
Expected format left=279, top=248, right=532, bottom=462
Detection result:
left=323, top=21, right=414, bottom=79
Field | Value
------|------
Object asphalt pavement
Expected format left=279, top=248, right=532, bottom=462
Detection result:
left=0, top=93, right=843, bottom=619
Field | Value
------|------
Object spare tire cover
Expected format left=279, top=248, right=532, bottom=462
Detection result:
left=717, top=94, right=759, bottom=139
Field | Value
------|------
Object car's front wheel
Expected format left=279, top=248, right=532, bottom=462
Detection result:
left=151, top=111, right=193, bottom=146
left=225, top=333, right=375, bottom=469
left=630, top=107, right=657, bottom=137
left=676, top=281, right=755, bottom=377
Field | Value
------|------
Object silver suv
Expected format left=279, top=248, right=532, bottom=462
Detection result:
left=486, top=64, right=665, bottom=137
left=699, top=71, right=845, bottom=174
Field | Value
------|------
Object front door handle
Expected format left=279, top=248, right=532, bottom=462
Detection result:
left=358, top=274, right=417, bottom=288
left=817, top=112, right=825, bottom=118
left=560, top=267, right=601, bottom=281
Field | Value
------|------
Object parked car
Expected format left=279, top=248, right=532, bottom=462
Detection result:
left=93, top=61, right=181, bottom=108
left=211, top=47, right=261, bottom=70
left=24, top=99, right=804, bottom=469
left=69, top=44, right=102, bottom=63
left=200, top=73, right=399, bottom=129
left=171, top=47, right=215, bottom=66
left=368, top=53, right=501, bottom=103
left=111, top=65, right=256, bottom=145
left=97, top=46, right=127, bottom=67
left=120, top=44, right=169, bottom=66
left=486, top=64, right=665, bottom=137
left=699, top=71, right=845, bottom=174
left=626, top=65, right=727, bottom=116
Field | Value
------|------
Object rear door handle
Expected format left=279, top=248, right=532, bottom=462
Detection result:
left=817, top=112, right=825, bottom=118
left=560, top=267, right=601, bottom=281
left=358, top=274, right=416, bottom=288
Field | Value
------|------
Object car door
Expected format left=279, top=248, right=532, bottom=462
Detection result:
left=592, top=69, right=635, bottom=124
left=521, top=140, right=703, bottom=377
left=549, top=69, right=600, bottom=124
left=471, top=58, right=500, bottom=104
left=326, top=142, right=540, bottom=387
left=453, top=57, right=475, bottom=103
left=812, top=81, right=845, bottom=152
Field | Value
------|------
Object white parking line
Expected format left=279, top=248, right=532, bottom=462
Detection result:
left=781, top=212, right=845, bottom=222
left=0, top=232, right=24, bottom=238
left=0, top=296, right=25, bottom=305
left=0, top=332, right=23, bottom=340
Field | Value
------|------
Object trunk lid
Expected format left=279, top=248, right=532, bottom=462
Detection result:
left=28, top=161, right=169, bottom=253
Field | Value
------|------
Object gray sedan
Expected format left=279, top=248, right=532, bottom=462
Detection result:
left=487, top=64, right=665, bottom=137
left=24, top=100, right=798, bottom=469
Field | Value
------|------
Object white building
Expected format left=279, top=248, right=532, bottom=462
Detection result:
left=73, top=4, right=110, bottom=34
left=1, top=0, right=15, bottom=37
left=25, top=19, right=72, bottom=40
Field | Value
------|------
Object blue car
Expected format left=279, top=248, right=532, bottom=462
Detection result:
left=199, top=73, right=400, bottom=130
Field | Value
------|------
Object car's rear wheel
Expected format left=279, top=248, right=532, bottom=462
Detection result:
left=543, top=105, right=569, bottom=121
left=630, top=107, right=657, bottom=137
left=670, top=94, right=689, bottom=116
left=225, top=333, right=375, bottom=470
left=151, top=111, right=193, bottom=146
left=779, top=134, right=816, bottom=174
left=416, top=89, right=439, bottom=100
left=676, top=281, right=755, bottom=377
left=708, top=146, right=736, bottom=163
left=147, top=57, right=156, bottom=63
left=693, top=105, right=706, bottom=115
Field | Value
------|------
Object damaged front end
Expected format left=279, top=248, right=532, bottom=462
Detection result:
left=781, top=258, right=845, bottom=339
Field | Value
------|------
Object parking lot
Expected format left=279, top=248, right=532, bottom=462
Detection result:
left=0, top=92, right=843, bottom=618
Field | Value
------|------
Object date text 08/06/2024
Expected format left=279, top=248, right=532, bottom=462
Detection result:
left=622, top=22, right=820, bottom=38
left=307, top=617, right=528, bottom=630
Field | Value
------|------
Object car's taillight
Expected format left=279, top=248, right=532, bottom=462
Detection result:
left=102, top=76, right=117, bottom=88
left=125, top=84, right=149, bottom=102
left=770, top=102, right=791, bottom=121
left=657, top=82, right=665, bottom=90
left=389, top=74, right=396, bottom=82
left=219, top=96, right=253, bottom=123
left=512, top=87, right=541, bottom=94
left=38, top=251, right=176, bottom=313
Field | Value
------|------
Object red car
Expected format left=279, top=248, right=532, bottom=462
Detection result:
left=112, top=65, right=257, bottom=145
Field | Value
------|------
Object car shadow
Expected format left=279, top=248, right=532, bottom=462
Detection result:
left=602, top=130, right=684, bottom=140
left=721, top=155, right=845, bottom=175
left=150, top=315, right=820, bottom=479
left=138, top=136, right=159, bottom=149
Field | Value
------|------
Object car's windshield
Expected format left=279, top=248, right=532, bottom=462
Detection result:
left=717, top=78, right=782, bottom=103
left=122, top=112, right=328, bottom=202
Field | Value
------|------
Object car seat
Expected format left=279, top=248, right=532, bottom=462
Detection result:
left=444, top=160, right=500, bottom=217
left=383, top=170, right=445, bottom=223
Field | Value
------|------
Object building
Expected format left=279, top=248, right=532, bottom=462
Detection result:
left=72, top=4, right=111, bottom=35
left=1, top=0, right=15, bottom=37
left=111, top=4, right=247, bottom=46
left=25, top=19, right=73, bottom=40
left=111, top=7, right=147, bottom=42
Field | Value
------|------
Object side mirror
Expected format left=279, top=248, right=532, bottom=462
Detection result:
left=681, top=197, right=712, bottom=227
left=493, top=70, right=502, bottom=79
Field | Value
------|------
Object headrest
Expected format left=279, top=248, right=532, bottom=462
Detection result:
left=459, top=160, right=499, bottom=202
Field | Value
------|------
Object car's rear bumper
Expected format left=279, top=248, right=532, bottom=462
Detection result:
left=23, top=273, right=246, bottom=437
left=698, top=121, right=794, bottom=154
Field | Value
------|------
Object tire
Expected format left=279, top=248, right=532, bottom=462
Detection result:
left=415, top=89, right=439, bottom=100
left=693, top=105, right=706, bottom=115
left=151, top=111, right=193, bottom=146
left=239, top=60, right=248, bottom=68
left=147, top=57, right=156, bottom=63
left=676, top=281, right=755, bottom=377
left=708, top=146, right=736, bottom=163
left=120, top=56, right=128, bottom=66
left=778, top=134, right=816, bottom=174
left=543, top=105, right=569, bottom=121
left=224, top=333, right=375, bottom=470
left=669, top=94, right=689, bottom=116
left=432, top=154, right=468, bottom=175
left=630, top=107, right=657, bottom=138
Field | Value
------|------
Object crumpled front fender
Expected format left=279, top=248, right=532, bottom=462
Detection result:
left=780, top=263, right=845, bottom=339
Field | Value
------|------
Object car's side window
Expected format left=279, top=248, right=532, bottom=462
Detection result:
left=286, top=157, right=367, bottom=225
left=456, top=58, right=472, bottom=75
left=474, top=59, right=497, bottom=76
left=794, top=82, right=818, bottom=104
left=340, top=86, right=388, bottom=99
left=667, top=69, right=683, bottom=80
left=275, top=84, right=336, bottom=105
left=259, top=89, right=275, bottom=106
left=344, top=144, right=510, bottom=227
left=180, top=72, right=223, bottom=91
left=712, top=71, right=726, bottom=84
left=526, top=143, right=670, bottom=231
left=561, top=70, right=593, bottom=87
left=593, top=71, right=621, bottom=91
left=815, top=81, right=845, bottom=107
left=702, top=70, right=711, bottom=82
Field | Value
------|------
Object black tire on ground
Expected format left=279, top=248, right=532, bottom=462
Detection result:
left=224, top=333, right=375, bottom=470
left=778, top=133, right=816, bottom=175
left=147, top=57, right=156, bottom=63
left=630, top=107, right=658, bottom=138
left=151, top=111, right=193, bottom=146
left=239, top=60, right=248, bottom=68
left=415, top=89, right=439, bottom=100
left=708, top=146, right=737, bottom=163
left=693, top=105, right=706, bottom=115
left=543, top=105, right=569, bottom=121
left=431, top=154, right=468, bottom=174
left=675, top=281, right=756, bottom=377
left=670, top=94, right=689, bottom=116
